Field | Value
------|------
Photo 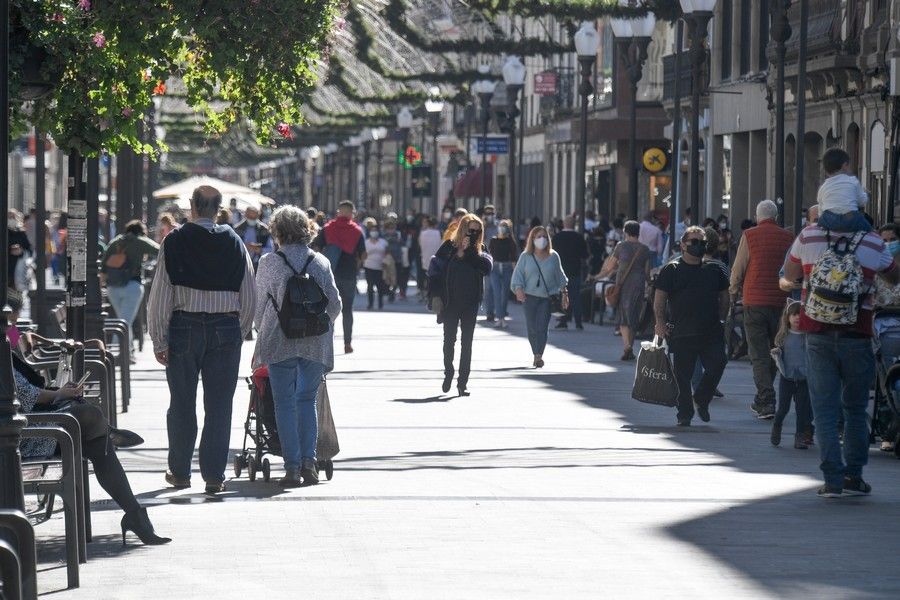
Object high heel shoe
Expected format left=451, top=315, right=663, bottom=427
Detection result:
left=121, top=507, right=171, bottom=546
left=109, top=427, right=145, bottom=448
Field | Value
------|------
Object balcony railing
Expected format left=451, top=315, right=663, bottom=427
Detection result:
left=779, top=0, right=857, bottom=60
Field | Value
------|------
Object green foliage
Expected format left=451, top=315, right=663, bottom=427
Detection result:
left=9, top=0, right=340, bottom=156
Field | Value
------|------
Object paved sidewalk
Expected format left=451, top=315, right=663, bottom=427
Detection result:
left=32, top=290, right=900, bottom=598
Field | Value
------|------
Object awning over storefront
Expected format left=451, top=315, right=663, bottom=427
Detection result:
left=453, top=164, right=492, bottom=198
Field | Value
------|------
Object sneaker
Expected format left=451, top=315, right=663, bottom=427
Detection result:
left=817, top=485, right=842, bottom=498
left=344, top=344, right=354, bottom=354
left=300, top=458, right=319, bottom=486
left=751, top=401, right=775, bottom=420
left=575, top=324, right=584, bottom=331
left=676, top=418, right=691, bottom=427
left=880, top=440, right=895, bottom=452
left=696, top=402, right=711, bottom=423
left=793, top=434, right=808, bottom=450
left=620, top=348, right=635, bottom=361
left=554, top=322, right=568, bottom=329
left=713, top=388, right=724, bottom=398
left=842, top=476, right=872, bottom=496
left=204, top=481, right=226, bottom=494
left=485, top=315, right=495, bottom=323
left=164, top=471, right=191, bottom=489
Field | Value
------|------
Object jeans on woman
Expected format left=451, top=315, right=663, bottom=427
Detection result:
left=365, top=267, right=386, bottom=309
left=524, top=295, right=551, bottom=355
left=490, top=262, right=514, bottom=319
left=775, top=376, right=812, bottom=435
left=268, top=356, right=326, bottom=470
left=107, top=279, right=144, bottom=329
left=443, top=307, right=478, bottom=389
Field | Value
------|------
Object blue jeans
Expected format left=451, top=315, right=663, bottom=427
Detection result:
left=490, top=262, right=514, bottom=319
left=524, top=295, right=551, bottom=355
left=806, top=333, right=875, bottom=488
left=165, top=312, right=243, bottom=483
left=268, top=357, right=326, bottom=469
left=483, top=274, right=495, bottom=317
left=107, top=280, right=144, bottom=329
left=818, top=210, right=872, bottom=232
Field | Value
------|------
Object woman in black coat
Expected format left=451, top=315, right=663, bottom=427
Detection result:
left=427, top=214, right=493, bottom=396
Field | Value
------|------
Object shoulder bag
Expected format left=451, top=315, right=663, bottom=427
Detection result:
left=604, top=244, right=642, bottom=309
left=104, top=241, right=132, bottom=287
left=531, top=253, right=566, bottom=317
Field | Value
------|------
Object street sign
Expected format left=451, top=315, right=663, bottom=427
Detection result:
left=411, top=164, right=432, bottom=198
left=476, top=136, right=509, bottom=154
left=534, top=71, right=557, bottom=96
left=643, top=147, right=668, bottom=173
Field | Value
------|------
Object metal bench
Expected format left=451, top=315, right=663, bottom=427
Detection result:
left=0, top=509, right=37, bottom=600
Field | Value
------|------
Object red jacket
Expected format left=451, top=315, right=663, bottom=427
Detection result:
left=736, top=219, right=794, bottom=308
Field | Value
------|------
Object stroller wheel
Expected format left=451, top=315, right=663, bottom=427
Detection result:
left=247, top=455, right=258, bottom=482
left=262, top=458, right=271, bottom=482
left=233, top=453, right=244, bottom=478
left=323, top=460, right=334, bottom=481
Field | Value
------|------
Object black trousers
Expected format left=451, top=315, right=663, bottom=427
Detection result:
left=670, top=334, right=728, bottom=422
left=67, top=403, right=141, bottom=514
left=364, top=268, right=387, bottom=309
left=443, top=307, right=478, bottom=388
left=335, top=277, right=357, bottom=345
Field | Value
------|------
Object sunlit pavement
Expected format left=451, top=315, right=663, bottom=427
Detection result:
left=34, top=288, right=900, bottom=598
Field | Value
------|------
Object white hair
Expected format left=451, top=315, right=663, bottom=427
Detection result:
left=756, top=199, right=779, bottom=222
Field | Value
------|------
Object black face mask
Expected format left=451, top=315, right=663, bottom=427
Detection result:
left=468, top=232, right=480, bottom=245
left=684, top=240, right=706, bottom=257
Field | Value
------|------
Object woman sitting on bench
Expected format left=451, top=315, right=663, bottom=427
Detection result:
left=12, top=360, right=170, bottom=546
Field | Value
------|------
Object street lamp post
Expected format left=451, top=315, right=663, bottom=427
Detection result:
left=362, top=132, right=372, bottom=210
left=396, top=107, right=413, bottom=215
left=611, top=7, right=656, bottom=220
left=473, top=67, right=497, bottom=209
left=770, top=1, right=792, bottom=227
left=680, top=0, right=716, bottom=224
left=574, top=21, right=600, bottom=234
left=502, top=56, right=526, bottom=227
left=425, top=89, right=445, bottom=216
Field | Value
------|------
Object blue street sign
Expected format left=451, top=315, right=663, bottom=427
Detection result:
left=476, top=137, right=509, bottom=154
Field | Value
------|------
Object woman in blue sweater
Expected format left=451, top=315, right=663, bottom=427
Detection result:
left=511, top=226, right=568, bottom=368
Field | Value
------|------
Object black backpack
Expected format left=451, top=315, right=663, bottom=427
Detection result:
left=268, top=251, right=330, bottom=339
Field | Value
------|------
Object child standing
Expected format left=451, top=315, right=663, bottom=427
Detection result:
left=770, top=301, right=814, bottom=449
left=816, top=147, right=870, bottom=232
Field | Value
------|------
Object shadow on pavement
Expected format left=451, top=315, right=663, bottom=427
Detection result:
left=392, top=394, right=454, bottom=403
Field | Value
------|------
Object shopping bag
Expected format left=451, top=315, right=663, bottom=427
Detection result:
left=316, top=378, right=340, bottom=460
left=631, top=336, right=679, bottom=407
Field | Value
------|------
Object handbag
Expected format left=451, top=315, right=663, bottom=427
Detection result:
left=316, top=377, right=340, bottom=461
left=631, top=336, right=679, bottom=407
left=604, top=244, right=642, bottom=308
left=531, top=253, right=566, bottom=317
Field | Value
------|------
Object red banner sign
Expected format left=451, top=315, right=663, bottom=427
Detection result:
left=534, top=71, right=558, bottom=96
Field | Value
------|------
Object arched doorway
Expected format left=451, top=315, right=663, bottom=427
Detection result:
left=846, top=123, right=861, bottom=175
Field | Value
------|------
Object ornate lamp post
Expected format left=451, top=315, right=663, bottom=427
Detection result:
left=680, top=0, right=717, bottom=224
left=472, top=66, right=497, bottom=209
left=425, top=88, right=445, bottom=216
left=574, top=21, right=600, bottom=234
left=371, top=127, right=387, bottom=211
left=396, top=107, right=414, bottom=215
left=769, top=1, right=792, bottom=226
left=502, top=56, right=526, bottom=227
left=612, top=6, right=656, bottom=220
left=346, top=135, right=362, bottom=207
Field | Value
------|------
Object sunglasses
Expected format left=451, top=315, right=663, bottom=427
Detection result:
left=468, top=228, right=482, bottom=234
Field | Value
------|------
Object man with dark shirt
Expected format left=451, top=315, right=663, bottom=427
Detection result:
left=552, top=215, right=589, bottom=329
left=654, top=226, right=730, bottom=426
left=315, top=200, right=366, bottom=353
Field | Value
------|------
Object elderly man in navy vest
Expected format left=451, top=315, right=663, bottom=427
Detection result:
left=729, top=199, right=794, bottom=420
left=148, top=185, right=257, bottom=494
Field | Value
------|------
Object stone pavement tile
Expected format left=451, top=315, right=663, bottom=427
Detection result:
left=31, top=297, right=900, bottom=598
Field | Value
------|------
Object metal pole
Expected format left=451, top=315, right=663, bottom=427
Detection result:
left=363, top=141, right=371, bottom=211
left=85, top=158, right=103, bottom=340
left=517, top=93, right=525, bottom=229
left=506, top=83, right=523, bottom=226
left=793, top=0, right=808, bottom=234
left=33, top=131, right=48, bottom=333
left=577, top=56, right=596, bottom=234
left=669, top=20, right=684, bottom=255
left=432, top=123, right=439, bottom=216
left=479, top=92, right=492, bottom=209
left=65, top=153, right=87, bottom=381
left=105, top=157, right=113, bottom=240
left=772, top=0, right=791, bottom=226
left=146, top=105, right=159, bottom=227
left=687, top=13, right=712, bottom=224
left=0, top=0, right=29, bottom=512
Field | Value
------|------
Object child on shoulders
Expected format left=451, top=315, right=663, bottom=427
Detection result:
left=816, top=147, right=871, bottom=232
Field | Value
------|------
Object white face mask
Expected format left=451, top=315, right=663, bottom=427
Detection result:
left=8, top=219, right=18, bottom=229
left=534, top=237, right=548, bottom=250
left=246, top=218, right=258, bottom=226
left=369, top=230, right=379, bottom=239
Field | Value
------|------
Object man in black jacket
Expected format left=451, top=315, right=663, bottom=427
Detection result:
left=552, top=215, right=589, bottom=329
left=234, top=206, right=272, bottom=269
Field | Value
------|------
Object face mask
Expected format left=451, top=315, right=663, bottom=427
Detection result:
left=718, top=220, right=727, bottom=229
left=484, top=215, right=495, bottom=225
left=369, top=230, right=379, bottom=239
left=246, top=219, right=258, bottom=226
left=888, top=241, right=900, bottom=256
left=406, top=215, right=414, bottom=223
left=534, top=237, right=548, bottom=250
left=8, top=219, right=18, bottom=229
left=443, top=211, right=451, bottom=220
left=684, top=240, right=705, bottom=257
left=499, top=226, right=509, bottom=236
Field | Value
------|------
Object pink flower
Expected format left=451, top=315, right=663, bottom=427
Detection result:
left=51, top=13, right=65, bottom=22
left=79, top=0, right=91, bottom=11
left=276, top=123, right=293, bottom=139
left=92, top=32, right=106, bottom=48
left=121, top=107, right=133, bottom=118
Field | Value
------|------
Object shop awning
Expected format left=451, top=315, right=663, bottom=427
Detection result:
left=453, top=164, right=492, bottom=198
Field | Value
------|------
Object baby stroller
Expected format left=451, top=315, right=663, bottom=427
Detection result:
left=872, top=308, right=900, bottom=458
left=233, top=366, right=339, bottom=482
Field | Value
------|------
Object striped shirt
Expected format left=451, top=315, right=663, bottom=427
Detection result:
left=147, top=219, right=257, bottom=353
left=788, top=226, right=896, bottom=336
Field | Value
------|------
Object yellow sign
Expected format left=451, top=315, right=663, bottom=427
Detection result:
left=642, top=147, right=667, bottom=173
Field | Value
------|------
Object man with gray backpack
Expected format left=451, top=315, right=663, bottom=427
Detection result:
left=783, top=222, right=898, bottom=498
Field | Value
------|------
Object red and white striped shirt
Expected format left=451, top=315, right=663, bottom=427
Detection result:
left=788, top=226, right=896, bottom=336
